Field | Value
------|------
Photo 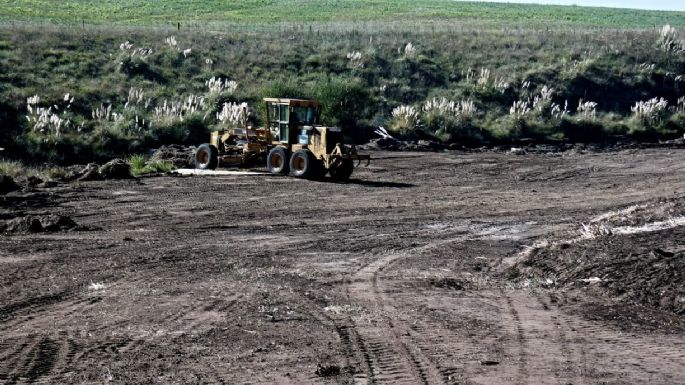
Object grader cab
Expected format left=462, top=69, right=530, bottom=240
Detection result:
left=194, top=98, right=369, bottom=180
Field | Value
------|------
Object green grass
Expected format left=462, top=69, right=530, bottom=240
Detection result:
left=1, top=3, right=685, bottom=163
left=0, top=0, right=684, bottom=28
left=0, top=159, right=67, bottom=180
left=128, top=155, right=175, bottom=176
left=0, top=159, right=23, bottom=178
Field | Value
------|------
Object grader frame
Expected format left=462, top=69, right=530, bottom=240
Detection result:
left=194, top=98, right=369, bottom=180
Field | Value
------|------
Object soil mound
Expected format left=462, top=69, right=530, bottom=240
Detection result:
left=2, top=214, right=78, bottom=234
left=73, top=159, right=132, bottom=181
left=99, top=159, right=132, bottom=179
left=511, top=199, right=685, bottom=316
left=150, top=145, right=195, bottom=168
left=359, top=138, right=448, bottom=151
left=77, top=163, right=102, bottom=181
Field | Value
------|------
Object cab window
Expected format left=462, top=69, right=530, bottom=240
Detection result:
left=293, top=106, right=316, bottom=125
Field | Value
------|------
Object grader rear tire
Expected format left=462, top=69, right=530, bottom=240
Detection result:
left=267, top=147, right=290, bottom=175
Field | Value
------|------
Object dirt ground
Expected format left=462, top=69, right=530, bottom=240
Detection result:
left=2, top=148, right=685, bottom=384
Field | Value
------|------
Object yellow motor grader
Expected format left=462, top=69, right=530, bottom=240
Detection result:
left=193, top=98, right=369, bottom=180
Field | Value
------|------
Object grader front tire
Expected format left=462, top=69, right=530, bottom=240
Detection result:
left=289, top=149, right=317, bottom=179
left=329, top=159, right=354, bottom=181
left=194, top=143, right=219, bottom=170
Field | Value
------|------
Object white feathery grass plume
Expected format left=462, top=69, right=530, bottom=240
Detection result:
left=532, top=85, right=554, bottom=111
left=164, top=36, right=178, bottom=48
left=550, top=100, right=569, bottom=119
left=26, top=95, right=73, bottom=137
left=637, top=62, right=656, bottom=73
left=577, top=99, right=598, bottom=120
left=477, top=68, right=490, bottom=88
left=125, top=87, right=145, bottom=109
left=423, top=97, right=476, bottom=119
left=153, top=94, right=206, bottom=123
left=217, top=102, right=249, bottom=127
left=206, top=77, right=238, bottom=94
left=403, top=42, right=416, bottom=57
left=119, top=41, right=133, bottom=51
left=510, top=100, right=530, bottom=118
left=631, top=97, right=668, bottom=121
left=494, top=77, right=510, bottom=92
left=132, top=47, right=153, bottom=57
left=392, top=105, right=418, bottom=120
left=391, top=105, right=420, bottom=131
left=658, top=25, right=685, bottom=54
left=346, top=51, right=364, bottom=68
left=677, top=96, right=685, bottom=113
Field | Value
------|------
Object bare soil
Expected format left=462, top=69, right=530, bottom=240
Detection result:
left=2, top=148, right=685, bottom=384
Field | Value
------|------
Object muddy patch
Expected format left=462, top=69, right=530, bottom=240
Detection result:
left=1, top=214, right=78, bottom=234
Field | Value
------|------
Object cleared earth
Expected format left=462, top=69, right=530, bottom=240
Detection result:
left=2, top=148, right=685, bottom=384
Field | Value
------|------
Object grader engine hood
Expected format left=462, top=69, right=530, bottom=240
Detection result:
left=297, top=125, right=344, bottom=155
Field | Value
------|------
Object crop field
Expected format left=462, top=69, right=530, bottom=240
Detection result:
left=2, top=1, right=685, bottom=384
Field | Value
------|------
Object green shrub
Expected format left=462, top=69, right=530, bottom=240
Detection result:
left=128, top=155, right=175, bottom=176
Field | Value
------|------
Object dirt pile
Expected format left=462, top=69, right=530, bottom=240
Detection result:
left=511, top=199, right=685, bottom=316
left=150, top=145, right=195, bottom=168
left=75, top=163, right=102, bottom=181
left=359, top=138, right=449, bottom=151
left=72, top=159, right=132, bottom=181
left=99, top=159, right=132, bottom=179
left=1, top=214, right=78, bottom=234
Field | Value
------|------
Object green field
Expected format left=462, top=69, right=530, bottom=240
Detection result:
left=1, top=0, right=684, bottom=28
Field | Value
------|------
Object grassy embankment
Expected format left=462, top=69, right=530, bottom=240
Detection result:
left=1, top=1, right=685, bottom=164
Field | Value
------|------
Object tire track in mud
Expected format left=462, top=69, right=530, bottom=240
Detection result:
left=551, top=302, right=685, bottom=383
left=530, top=291, right=587, bottom=383
left=338, top=225, right=594, bottom=385
left=0, top=335, right=61, bottom=384
left=0, top=272, right=237, bottom=383
left=498, top=287, right=685, bottom=384
left=0, top=333, right=145, bottom=384
left=498, top=290, right=530, bottom=384
left=0, top=291, right=107, bottom=335
left=326, top=227, right=506, bottom=384
left=497, top=288, right=591, bottom=384
left=492, top=203, right=685, bottom=383
left=342, top=239, right=469, bottom=385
